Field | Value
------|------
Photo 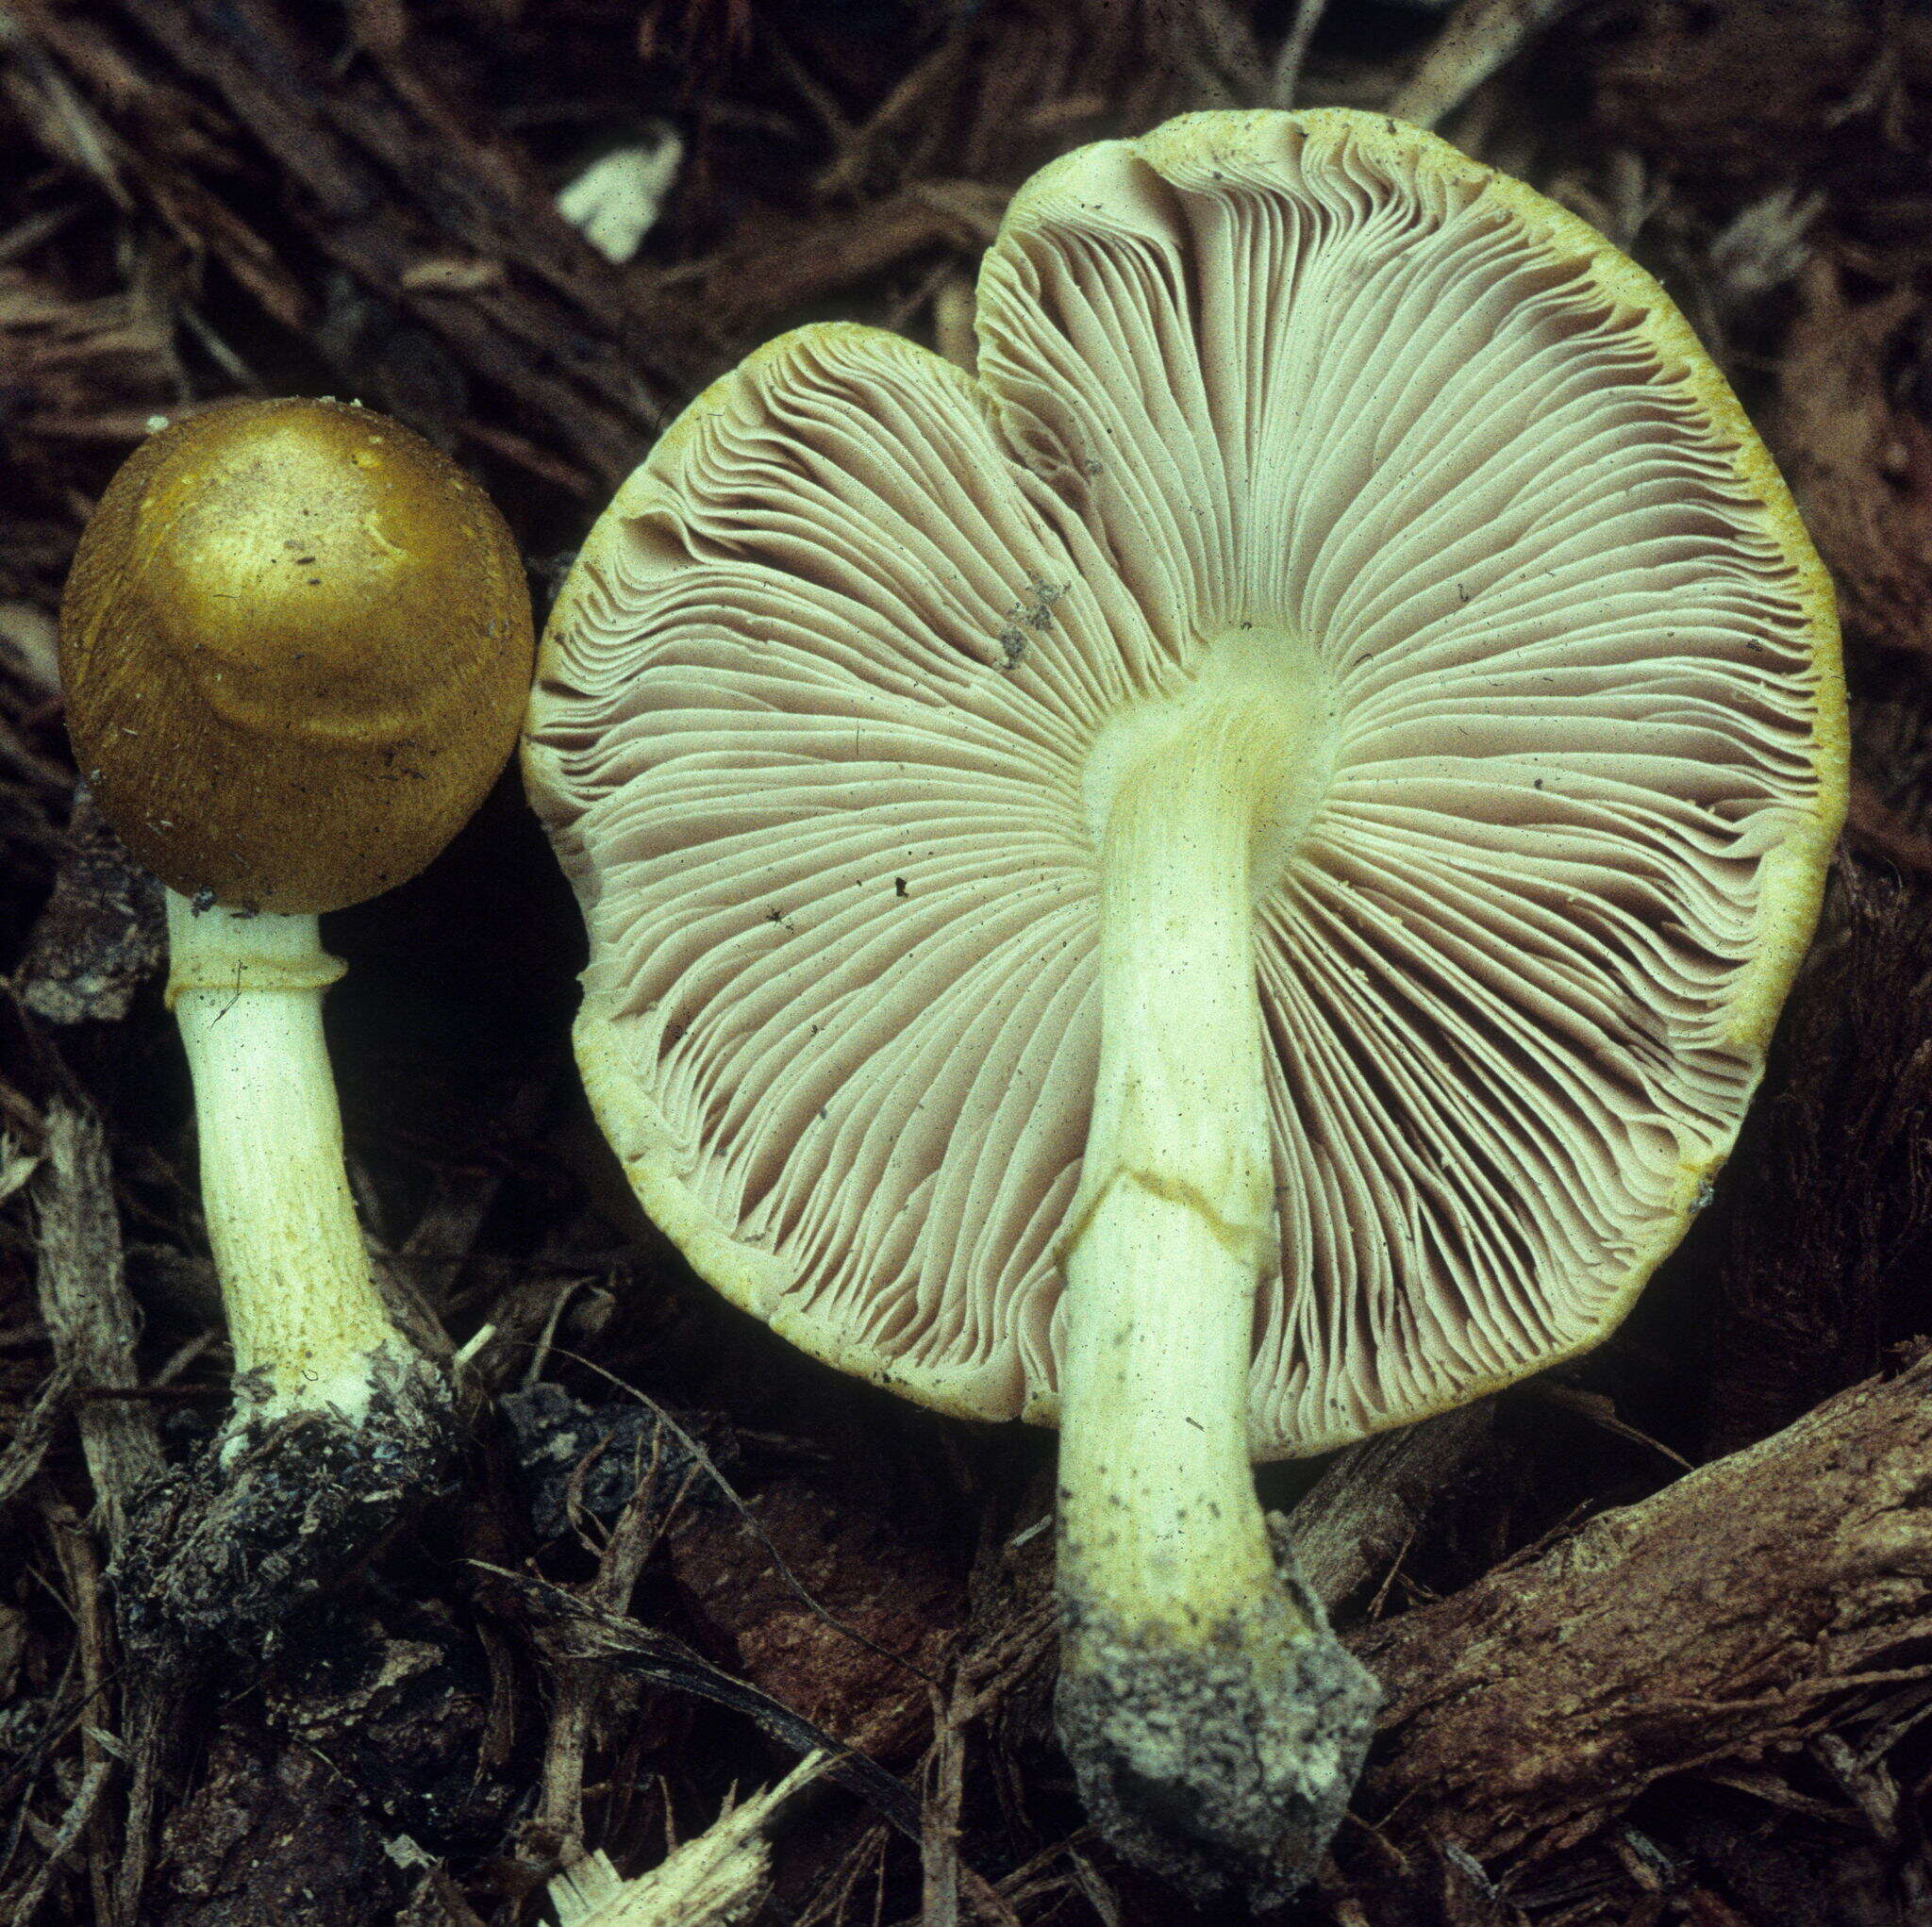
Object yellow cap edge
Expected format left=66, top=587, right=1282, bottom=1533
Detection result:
left=530, top=108, right=1849, bottom=1459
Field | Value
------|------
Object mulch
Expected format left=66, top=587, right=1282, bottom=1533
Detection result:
left=5, top=4, right=1932, bottom=1923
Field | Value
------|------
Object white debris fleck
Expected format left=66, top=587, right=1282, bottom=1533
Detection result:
left=558, top=125, right=684, bottom=265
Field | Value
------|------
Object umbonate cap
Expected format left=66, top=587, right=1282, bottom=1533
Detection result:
left=62, top=397, right=533, bottom=915
left=525, top=109, right=1844, bottom=1457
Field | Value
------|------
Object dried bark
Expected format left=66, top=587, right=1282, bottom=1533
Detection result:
left=1586, top=1, right=1930, bottom=194
left=28, top=1085, right=162, bottom=1551
left=1770, top=259, right=1932, bottom=664
left=8, top=4, right=1932, bottom=1922
left=1353, top=1351, right=1932, bottom=1869
left=1291, top=1403, right=1497, bottom=1615
left=7, top=0, right=701, bottom=492
left=17, top=791, right=164, bottom=1027
left=156, top=1720, right=403, bottom=1927
left=668, top=1475, right=962, bottom=1761
left=1701, top=863, right=1932, bottom=1453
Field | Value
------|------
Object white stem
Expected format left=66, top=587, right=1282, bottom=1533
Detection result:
left=1058, top=698, right=1285, bottom=1633
left=166, top=889, right=413, bottom=1430
left=1053, top=635, right=1374, bottom=1899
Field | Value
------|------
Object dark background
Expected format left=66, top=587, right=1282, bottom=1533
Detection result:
left=5, top=5, right=1932, bottom=1924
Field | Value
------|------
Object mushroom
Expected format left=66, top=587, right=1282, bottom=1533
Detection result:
left=524, top=111, right=1845, bottom=1901
left=60, top=397, right=533, bottom=1454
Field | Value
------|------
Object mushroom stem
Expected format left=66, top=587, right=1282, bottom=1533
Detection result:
left=165, top=889, right=419, bottom=1439
left=1056, top=656, right=1376, bottom=1902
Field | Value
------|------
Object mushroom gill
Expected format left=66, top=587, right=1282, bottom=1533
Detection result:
left=531, top=112, right=1840, bottom=1454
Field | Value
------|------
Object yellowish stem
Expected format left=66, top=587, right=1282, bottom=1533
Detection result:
left=1053, top=630, right=1375, bottom=1902
left=167, top=890, right=414, bottom=1432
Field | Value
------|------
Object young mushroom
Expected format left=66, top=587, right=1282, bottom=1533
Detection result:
left=60, top=398, right=531, bottom=1617
left=525, top=111, right=1845, bottom=1902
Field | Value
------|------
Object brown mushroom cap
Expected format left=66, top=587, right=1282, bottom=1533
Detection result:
left=61, top=397, right=533, bottom=914
left=526, top=110, right=1845, bottom=1457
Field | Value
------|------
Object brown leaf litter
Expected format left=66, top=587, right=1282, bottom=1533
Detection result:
left=8, top=4, right=1932, bottom=1924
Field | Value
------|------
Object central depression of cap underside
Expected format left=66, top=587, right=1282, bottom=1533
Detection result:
left=529, top=112, right=1837, bottom=1457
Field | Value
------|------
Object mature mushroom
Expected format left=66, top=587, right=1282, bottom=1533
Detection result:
left=525, top=111, right=1845, bottom=1901
left=60, top=397, right=532, bottom=1454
